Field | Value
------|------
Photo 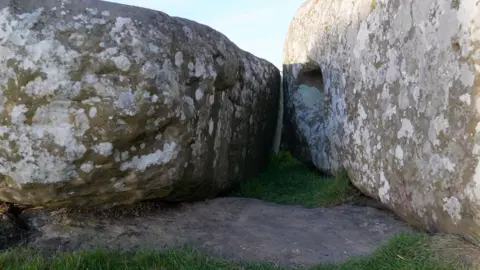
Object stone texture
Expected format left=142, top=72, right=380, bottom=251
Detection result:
left=21, top=197, right=413, bottom=266
left=283, top=0, right=480, bottom=241
left=0, top=0, right=280, bottom=208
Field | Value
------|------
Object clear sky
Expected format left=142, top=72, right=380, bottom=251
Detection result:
left=105, top=0, right=305, bottom=69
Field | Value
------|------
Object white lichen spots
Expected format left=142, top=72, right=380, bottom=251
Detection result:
left=113, top=181, right=126, bottom=191
left=114, top=152, right=121, bottom=162
left=358, top=103, right=367, bottom=120
left=72, top=13, right=88, bottom=23
left=140, top=143, right=146, bottom=149
left=121, top=151, right=129, bottom=161
left=428, top=115, right=449, bottom=145
left=385, top=49, right=399, bottom=83
left=384, top=104, right=397, bottom=119
left=73, top=109, right=90, bottom=136
left=101, top=10, right=110, bottom=16
left=353, top=21, right=369, bottom=58
left=88, top=107, right=97, bottom=118
left=398, top=91, right=410, bottom=110
left=111, top=55, right=131, bottom=71
left=459, top=63, right=475, bottom=87
left=90, top=18, right=106, bottom=25
left=86, top=8, right=98, bottom=15
left=194, top=58, right=206, bottom=77
left=378, top=172, right=390, bottom=202
left=397, top=118, right=414, bottom=139
left=80, top=162, right=94, bottom=173
left=81, top=97, right=102, bottom=105
left=116, top=90, right=137, bottom=116
left=459, top=93, right=472, bottom=106
left=188, top=62, right=194, bottom=71
left=476, top=121, right=480, bottom=134
left=147, top=43, right=159, bottom=53
left=473, top=144, right=480, bottom=156
left=195, top=88, right=204, bottom=101
left=442, top=196, right=462, bottom=224
left=392, top=2, right=412, bottom=37
left=395, top=145, right=404, bottom=163
left=10, top=105, right=28, bottom=124
left=175, top=51, right=183, bottom=67
left=151, top=94, right=159, bottom=103
left=208, top=118, right=214, bottom=135
left=207, top=64, right=217, bottom=79
left=120, top=142, right=178, bottom=172
left=216, top=56, right=225, bottom=66
left=412, top=86, right=421, bottom=104
left=68, top=32, right=85, bottom=46
left=140, top=62, right=159, bottom=79
left=94, top=142, right=113, bottom=157
left=112, top=17, right=132, bottom=34
left=17, top=36, right=79, bottom=97
left=466, top=159, right=480, bottom=207
left=209, top=94, right=215, bottom=105
left=182, top=26, right=193, bottom=39
left=130, top=146, right=137, bottom=152
left=380, top=84, right=391, bottom=100
left=429, top=154, right=456, bottom=174
left=32, top=103, right=88, bottom=155
left=0, top=126, right=8, bottom=137
left=159, top=60, right=180, bottom=102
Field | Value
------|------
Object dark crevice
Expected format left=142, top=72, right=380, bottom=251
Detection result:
left=0, top=202, right=31, bottom=251
left=2, top=203, right=29, bottom=231
left=451, top=39, right=461, bottom=52
left=185, top=76, right=201, bottom=86
left=284, top=65, right=325, bottom=167
left=297, top=67, right=324, bottom=90
left=226, top=94, right=243, bottom=108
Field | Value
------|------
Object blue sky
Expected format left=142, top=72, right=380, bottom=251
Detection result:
left=106, top=0, right=305, bottom=69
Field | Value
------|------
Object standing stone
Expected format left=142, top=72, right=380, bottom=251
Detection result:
left=0, top=0, right=280, bottom=208
left=283, top=0, right=480, bottom=241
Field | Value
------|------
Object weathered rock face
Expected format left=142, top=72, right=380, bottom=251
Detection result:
left=0, top=0, right=280, bottom=208
left=283, top=0, right=480, bottom=240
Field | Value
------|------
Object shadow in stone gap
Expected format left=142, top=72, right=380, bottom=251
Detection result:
left=281, top=62, right=329, bottom=173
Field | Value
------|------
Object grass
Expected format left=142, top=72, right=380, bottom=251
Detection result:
left=231, top=151, right=361, bottom=207
left=0, top=151, right=474, bottom=269
left=0, top=233, right=464, bottom=270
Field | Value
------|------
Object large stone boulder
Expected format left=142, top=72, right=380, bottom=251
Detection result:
left=283, top=0, right=480, bottom=240
left=0, top=0, right=280, bottom=208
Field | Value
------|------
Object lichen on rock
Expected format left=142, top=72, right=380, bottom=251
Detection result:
left=0, top=0, right=280, bottom=208
left=283, top=0, right=480, bottom=242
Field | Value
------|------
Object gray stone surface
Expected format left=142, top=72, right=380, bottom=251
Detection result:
left=283, top=0, right=480, bottom=241
left=0, top=0, right=280, bottom=207
left=22, top=197, right=413, bottom=266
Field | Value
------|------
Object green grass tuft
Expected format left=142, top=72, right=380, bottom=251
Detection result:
left=325, top=233, right=462, bottom=270
left=232, top=151, right=360, bottom=208
left=0, top=234, right=463, bottom=270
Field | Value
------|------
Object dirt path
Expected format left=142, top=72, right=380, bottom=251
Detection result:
left=20, top=197, right=413, bottom=267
